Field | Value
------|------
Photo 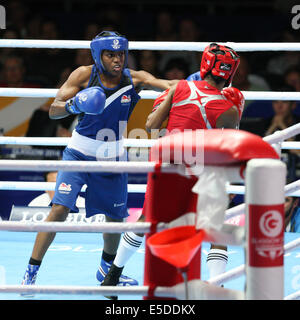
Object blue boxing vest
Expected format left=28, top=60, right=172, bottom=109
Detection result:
left=67, top=66, right=140, bottom=159
left=75, top=66, right=140, bottom=140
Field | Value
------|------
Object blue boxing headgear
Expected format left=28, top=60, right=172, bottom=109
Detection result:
left=90, top=31, right=128, bottom=74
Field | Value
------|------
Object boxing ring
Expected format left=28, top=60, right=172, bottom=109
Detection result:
left=1, top=40, right=300, bottom=300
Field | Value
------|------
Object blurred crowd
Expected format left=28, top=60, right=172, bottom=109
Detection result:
left=1, top=0, right=300, bottom=179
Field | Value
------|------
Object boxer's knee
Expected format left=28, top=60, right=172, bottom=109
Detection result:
left=105, top=215, right=123, bottom=223
left=47, top=204, right=70, bottom=222
left=210, top=243, right=227, bottom=251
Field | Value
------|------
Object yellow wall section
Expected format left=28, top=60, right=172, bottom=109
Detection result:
left=0, top=97, right=18, bottom=111
left=5, top=119, right=30, bottom=136
left=0, top=98, right=164, bottom=137
left=126, top=99, right=154, bottom=138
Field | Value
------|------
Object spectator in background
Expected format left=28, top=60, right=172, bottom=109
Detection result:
left=157, top=18, right=200, bottom=75
left=97, top=6, right=125, bottom=35
left=263, top=85, right=300, bottom=179
left=83, top=22, right=100, bottom=40
left=138, top=50, right=160, bottom=78
left=284, top=196, right=300, bottom=233
left=263, top=86, right=300, bottom=136
left=284, top=66, right=300, bottom=117
left=6, top=0, right=28, bottom=38
left=232, top=55, right=270, bottom=109
left=284, top=66, right=300, bottom=92
left=26, top=20, right=72, bottom=86
left=26, top=14, right=43, bottom=40
left=0, top=55, right=41, bottom=88
left=163, top=57, right=189, bottom=80
left=155, top=11, right=177, bottom=41
left=0, top=29, right=21, bottom=68
left=73, top=49, right=93, bottom=69
left=267, top=29, right=300, bottom=76
left=28, top=171, right=85, bottom=208
left=179, top=18, right=201, bottom=42
left=26, top=67, right=76, bottom=139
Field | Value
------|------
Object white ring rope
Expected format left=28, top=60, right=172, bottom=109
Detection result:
left=226, top=178, right=300, bottom=197
left=0, top=284, right=149, bottom=296
left=281, top=141, right=300, bottom=150
left=284, top=290, right=300, bottom=300
left=0, top=281, right=243, bottom=300
left=0, top=88, right=160, bottom=99
left=0, top=181, right=147, bottom=193
left=0, top=160, right=178, bottom=173
left=0, top=221, right=152, bottom=233
left=225, top=203, right=245, bottom=221
left=1, top=123, right=300, bottom=148
left=208, top=236, right=300, bottom=287
left=0, top=219, right=244, bottom=247
left=0, top=87, right=299, bottom=101
left=263, top=123, right=300, bottom=144
left=0, top=137, right=156, bottom=148
left=225, top=179, right=300, bottom=220
left=1, top=179, right=300, bottom=198
left=2, top=39, right=300, bottom=51
left=0, top=137, right=299, bottom=150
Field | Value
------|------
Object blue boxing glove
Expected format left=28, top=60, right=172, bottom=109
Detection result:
left=65, top=86, right=106, bottom=115
left=186, top=71, right=201, bottom=81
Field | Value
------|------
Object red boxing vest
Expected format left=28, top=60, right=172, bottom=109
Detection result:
left=153, top=80, right=235, bottom=132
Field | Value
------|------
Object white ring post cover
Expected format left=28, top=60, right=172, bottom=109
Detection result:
left=245, top=159, right=286, bottom=300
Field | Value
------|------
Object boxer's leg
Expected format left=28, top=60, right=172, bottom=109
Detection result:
left=22, top=148, right=86, bottom=286
left=31, top=204, right=70, bottom=262
left=108, top=214, right=144, bottom=273
left=206, top=244, right=228, bottom=286
left=85, top=172, right=139, bottom=289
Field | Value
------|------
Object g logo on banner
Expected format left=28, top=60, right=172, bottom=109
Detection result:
left=259, top=210, right=282, bottom=238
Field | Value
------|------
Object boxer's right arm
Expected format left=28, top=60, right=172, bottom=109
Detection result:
left=145, top=84, right=177, bottom=132
left=216, top=87, right=244, bottom=129
left=49, top=66, right=91, bottom=119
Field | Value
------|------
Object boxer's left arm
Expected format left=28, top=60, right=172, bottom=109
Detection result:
left=130, top=69, right=179, bottom=92
left=145, top=83, right=177, bottom=132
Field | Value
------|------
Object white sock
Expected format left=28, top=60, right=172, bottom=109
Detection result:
left=206, top=248, right=228, bottom=282
left=113, top=232, right=144, bottom=268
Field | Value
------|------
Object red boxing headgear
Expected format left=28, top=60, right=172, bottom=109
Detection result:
left=200, top=43, right=240, bottom=85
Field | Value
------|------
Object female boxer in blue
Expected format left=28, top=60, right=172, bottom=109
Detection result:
left=21, top=31, right=176, bottom=290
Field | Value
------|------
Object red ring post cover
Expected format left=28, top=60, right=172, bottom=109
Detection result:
left=150, top=129, right=279, bottom=165
left=144, top=130, right=279, bottom=299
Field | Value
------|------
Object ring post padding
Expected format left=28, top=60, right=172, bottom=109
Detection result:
left=245, top=159, right=286, bottom=300
left=143, top=130, right=280, bottom=300
left=143, top=171, right=200, bottom=300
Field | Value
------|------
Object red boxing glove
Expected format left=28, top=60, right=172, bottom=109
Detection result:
left=221, top=87, right=245, bottom=119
